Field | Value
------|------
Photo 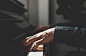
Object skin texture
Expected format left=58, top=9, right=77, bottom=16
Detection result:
left=21, top=28, right=55, bottom=51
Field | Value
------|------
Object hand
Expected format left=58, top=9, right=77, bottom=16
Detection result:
left=20, top=28, right=55, bottom=51
left=32, top=25, right=50, bottom=34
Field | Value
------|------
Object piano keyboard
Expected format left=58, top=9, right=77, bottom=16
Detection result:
left=27, top=45, right=43, bottom=56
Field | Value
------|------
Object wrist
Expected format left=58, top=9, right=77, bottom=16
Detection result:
left=44, top=28, right=55, bottom=33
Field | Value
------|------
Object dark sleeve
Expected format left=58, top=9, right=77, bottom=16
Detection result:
left=54, top=26, right=86, bottom=49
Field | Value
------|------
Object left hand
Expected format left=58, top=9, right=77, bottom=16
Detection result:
left=32, top=25, right=50, bottom=34
left=20, top=28, right=55, bottom=51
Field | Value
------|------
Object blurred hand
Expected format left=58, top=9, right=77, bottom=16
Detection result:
left=32, top=25, right=50, bottom=34
left=21, top=28, right=55, bottom=51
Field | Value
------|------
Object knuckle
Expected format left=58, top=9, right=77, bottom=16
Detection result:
left=35, top=42, right=38, bottom=44
left=35, top=42, right=39, bottom=45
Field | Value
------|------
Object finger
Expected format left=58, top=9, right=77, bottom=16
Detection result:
left=23, top=38, right=34, bottom=47
left=20, top=35, right=37, bottom=47
left=31, top=38, right=44, bottom=51
left=23, top=35, right=43, bottom=47
left=31, top=43, right=39, bottom=51
left=27, top=43, right=33, bottom=52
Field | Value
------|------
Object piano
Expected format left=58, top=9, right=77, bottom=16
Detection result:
left=0, top=0, right=36, bottom=56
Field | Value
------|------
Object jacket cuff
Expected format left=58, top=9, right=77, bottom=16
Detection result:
left=54, top=26, right=78, bottom=44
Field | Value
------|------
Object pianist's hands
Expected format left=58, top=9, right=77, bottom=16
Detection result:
left=20, top=28, right=55, bottom=51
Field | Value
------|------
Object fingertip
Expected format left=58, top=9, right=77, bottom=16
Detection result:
left=32, top=43, right=40, bottom=51
left=32, top=49, right=36, bottom=51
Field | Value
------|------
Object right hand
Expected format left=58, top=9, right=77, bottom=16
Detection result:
left=32, top=25, right=50, bottom=34
left=21, top=28, right=55, bottom=51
